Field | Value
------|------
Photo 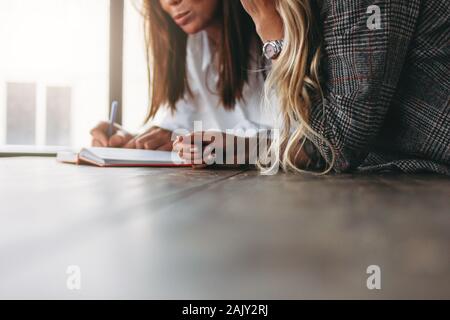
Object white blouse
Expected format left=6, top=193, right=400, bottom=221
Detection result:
left=149, top=31, right=276, bottom=137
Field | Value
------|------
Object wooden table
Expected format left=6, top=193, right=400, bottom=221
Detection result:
left=0, top=157, right=449, bottom=299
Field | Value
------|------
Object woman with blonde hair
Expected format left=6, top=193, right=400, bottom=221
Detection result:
left=177, top=0, right=449, bottom=175
left=242, top=0, right=450, bottom=175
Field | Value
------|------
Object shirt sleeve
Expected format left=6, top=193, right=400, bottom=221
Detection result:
left=149, top=99, right=195, bottom=132
left=308, top=0, right=420, bottom=172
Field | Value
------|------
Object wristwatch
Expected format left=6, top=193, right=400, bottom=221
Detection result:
left=263, top=40, right=284, bottom=60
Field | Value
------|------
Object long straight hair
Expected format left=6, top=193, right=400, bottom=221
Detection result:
left=142, top=0, right=260, bottom=122
left=262, top=0, right=335, bottom=175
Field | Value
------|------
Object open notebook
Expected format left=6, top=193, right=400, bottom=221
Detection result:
left=57, top=147, right=188, bottom=167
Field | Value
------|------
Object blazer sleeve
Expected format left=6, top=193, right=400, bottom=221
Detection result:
left=308, top=0, right=421, bottom=172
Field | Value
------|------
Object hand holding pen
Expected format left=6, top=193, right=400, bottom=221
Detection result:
left=90, top=101, right=134, bottom=148
left=90, top=101, right=173, bottom=150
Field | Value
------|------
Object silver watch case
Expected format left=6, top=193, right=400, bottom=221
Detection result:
left=263, top=40, right=284, bottom=60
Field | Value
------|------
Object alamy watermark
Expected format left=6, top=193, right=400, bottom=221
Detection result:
left=366, top=265, right=382, bottom=290
left=367, top=5, right=382, bottom=30
left=66, top=265, right=81, bottom=291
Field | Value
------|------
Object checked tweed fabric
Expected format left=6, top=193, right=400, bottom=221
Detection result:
left=308, top=0, right=450, bottom=175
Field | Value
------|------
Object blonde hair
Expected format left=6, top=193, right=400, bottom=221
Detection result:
left=261, top=0, right=335, bottom=175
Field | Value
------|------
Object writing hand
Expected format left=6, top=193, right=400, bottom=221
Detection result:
left=126, top=127, right=173, bottom=151
left=90, top=121, right=135, bottom=148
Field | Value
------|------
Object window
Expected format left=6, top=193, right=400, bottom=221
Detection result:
left=0, top=0, right=110, bottom=147
left=123, top=0, right=149, bottom=133
left=6, top=83, right=36, bottom=145
left=46, top=86, right=72, bottom=146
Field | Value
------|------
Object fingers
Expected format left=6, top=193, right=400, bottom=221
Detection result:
left=92, top=139, right=103, bottom=147
left=134, top=127, right=173, bottom=150
left=108, top=134, right=125, bottom=148
left=123, top=138, right=137, bottom=149
left=173, top=134, right=216, bottom=165
left=172, top=136, right=184, bottom=154
left=173, top=135, right=199, bottom=154
left=90, top=123, right=109, bottom=147
left=157, top=142, right=174, bottom=152
left=90, top=121, right=132, bottom=148
left=174, top=132, right=215, bottom=149
left=173, top=136, right=197, bottom=163
left=90, top=123, right=176, bottom=150
left=109, top=130, right=134, bottom=148
left=179, top=148, right=203, bottom=163
left=136, top=132, right=162, bottom=150
left=135, top=136, right=158, bottom=150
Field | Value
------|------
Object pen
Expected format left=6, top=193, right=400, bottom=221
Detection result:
left=107, top=101, right=119, bottom=137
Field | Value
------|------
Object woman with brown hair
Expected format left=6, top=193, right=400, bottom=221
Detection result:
left=90, top=0, right=270, bottom=150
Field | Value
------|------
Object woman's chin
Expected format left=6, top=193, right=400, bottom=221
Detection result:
left=179, top=24, right=203, bottom=35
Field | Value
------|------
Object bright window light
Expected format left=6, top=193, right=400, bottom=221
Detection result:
left=123, top=0, right=149, bottom=133
left=0, top=0, right=110, bottom=147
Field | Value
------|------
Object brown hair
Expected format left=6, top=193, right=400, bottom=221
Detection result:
left=142, top=0, right=261, bottom=122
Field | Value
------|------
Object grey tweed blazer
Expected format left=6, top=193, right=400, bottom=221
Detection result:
left=309, top=0, right=450, bottom=175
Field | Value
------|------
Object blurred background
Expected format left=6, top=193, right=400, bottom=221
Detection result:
left=0, top=0, right=148, bottom=148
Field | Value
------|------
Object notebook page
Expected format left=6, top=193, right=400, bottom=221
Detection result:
left=84, top=147, right=185, bottom=164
